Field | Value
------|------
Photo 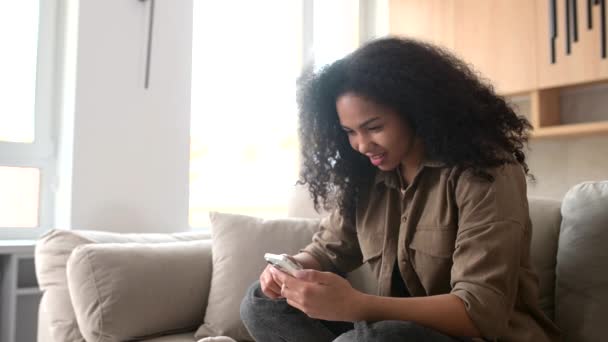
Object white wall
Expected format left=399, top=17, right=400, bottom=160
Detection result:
left=56, top=0, right=193, bottom=233
left=527, top=135, right=608, bottom=200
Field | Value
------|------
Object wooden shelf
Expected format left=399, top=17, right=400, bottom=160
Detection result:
left=533, top=121, right=608, bottom=138
left=389, top=0, right=608, bottom=140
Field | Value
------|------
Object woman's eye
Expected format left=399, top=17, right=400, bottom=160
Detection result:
left=368, top=126, right=382, bottom=132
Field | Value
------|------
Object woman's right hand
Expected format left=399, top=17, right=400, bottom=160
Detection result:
left=259, top=264, right=284, bottom=299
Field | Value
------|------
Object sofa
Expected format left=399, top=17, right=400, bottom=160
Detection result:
left=35, top=181, right=608, bottom=342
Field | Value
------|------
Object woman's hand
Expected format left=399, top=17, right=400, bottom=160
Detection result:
left=261, top=253, right=316, bottom=299
left=259, top=264, right=284, bottom=299
left=272, top=267, right=365, bottom=322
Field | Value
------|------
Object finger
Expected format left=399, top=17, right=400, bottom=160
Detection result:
left=293, top=269, right=332, bottom=284
left=281, top=278, right=305, bottom=304
left=260, top=273, right=282, bottom=297
left=266, top=278, right=282, bottom=295
left=263, top=288, right=281, bottom=299
left=262, top=281, right=282, bottom=299
left=269, top=266, right=290, bottom=283
left=263, top=266, right=283, bottom=286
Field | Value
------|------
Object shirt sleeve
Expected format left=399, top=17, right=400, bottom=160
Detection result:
left=300, top=209, right=363, bottom=274
left=450, top=163, right=529, bottom=340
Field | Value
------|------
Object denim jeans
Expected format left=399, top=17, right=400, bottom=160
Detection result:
left=240, top=281, right=473, bottom=342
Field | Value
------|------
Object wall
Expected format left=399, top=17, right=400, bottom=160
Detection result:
left=523, top=84, right=608, bottom=200
left=527, top=135, right=608, bottom=200
left=56, top=0, right=193, bottom=233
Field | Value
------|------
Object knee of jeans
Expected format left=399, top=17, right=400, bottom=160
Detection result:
left=333, top=330, right=356, bottom=342
left=370, top=320, right=426, bottom=338
left=239, top=281, right=261, bottom=323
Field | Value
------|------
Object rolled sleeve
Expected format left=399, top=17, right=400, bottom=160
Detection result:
left=450, top=164, right=528, bottom=339
left=451, top=220, right=523, bottom=339
left=300, top=210, right=363, bottom=273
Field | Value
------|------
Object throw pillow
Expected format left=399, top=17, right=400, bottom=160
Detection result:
left=194, top=212, right=319, bottom=341
left=556, top=181, right=608, bottom=341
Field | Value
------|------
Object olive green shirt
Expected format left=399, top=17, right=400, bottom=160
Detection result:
left=302, top=161, right=560, bottom=341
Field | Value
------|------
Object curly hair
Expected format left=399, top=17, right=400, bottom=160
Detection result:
left=296, top=37, right=532, bottom=220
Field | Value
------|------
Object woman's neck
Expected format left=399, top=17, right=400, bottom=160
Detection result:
left=399, top=138, right=424, bottom=186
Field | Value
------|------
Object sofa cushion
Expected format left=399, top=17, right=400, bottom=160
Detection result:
left=35, top=229, right=210, bottom=342
left=528, top=197, right=562, bottom=320
left=66, top=240, right=212, bottom=342
left=194, top=212, right=319, bottom=341
left=556, top=181, right=608, bottom=342
left=139, top=332, right=198, bottom=341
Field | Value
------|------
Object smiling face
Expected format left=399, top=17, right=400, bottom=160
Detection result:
left=336, top=92, right=419, bottom=172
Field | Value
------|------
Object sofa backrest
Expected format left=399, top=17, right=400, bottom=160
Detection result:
left=528, top=197, right=562, bottom=320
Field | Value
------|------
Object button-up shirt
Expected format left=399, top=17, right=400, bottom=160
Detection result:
left=302, top=161, right=561, bottom=341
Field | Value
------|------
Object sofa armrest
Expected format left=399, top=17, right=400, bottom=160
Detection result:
left=66, top=240, right=212, bottom=342
left=35, top=229, right=211, bottom=342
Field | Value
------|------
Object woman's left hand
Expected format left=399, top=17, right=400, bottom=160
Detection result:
left=269, top=267, right=365, bottom=322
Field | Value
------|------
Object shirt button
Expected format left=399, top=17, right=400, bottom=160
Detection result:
left=401, top=216, right=407, bottom=221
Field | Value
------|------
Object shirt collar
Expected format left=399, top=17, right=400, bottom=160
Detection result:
left=374, top=159, right=445, bottom=190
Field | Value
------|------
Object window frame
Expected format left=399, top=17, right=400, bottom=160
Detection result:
left=0, top=0, right=59, bottom=240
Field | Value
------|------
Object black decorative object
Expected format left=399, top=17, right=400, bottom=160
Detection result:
left=551, top=0, right=558, bottom=63
left=573, top=0, right=579, bottom=41
left=589, top=0, right=594, bottom=29
left=554, top=0, right=606, bottom=60
left=602, top=0, right=606, bottom=58
left=140, top=0, right=155, bottom=89
left=566, top=0, right=572, bottom=54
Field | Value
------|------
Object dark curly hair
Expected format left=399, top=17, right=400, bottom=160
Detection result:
left=296, top=37, right=532, bottom=220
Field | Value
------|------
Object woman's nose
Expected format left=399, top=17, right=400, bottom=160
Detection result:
left=354, top=134, right=373, bottom=154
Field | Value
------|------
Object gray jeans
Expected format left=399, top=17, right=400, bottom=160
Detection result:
left=240, top=281, right=473, bottom=342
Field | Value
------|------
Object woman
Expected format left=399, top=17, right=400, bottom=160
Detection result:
left=240, top=37, right=560, bottom=341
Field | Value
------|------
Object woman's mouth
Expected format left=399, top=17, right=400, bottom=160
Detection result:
left=369, top=153, right=386, bottom=166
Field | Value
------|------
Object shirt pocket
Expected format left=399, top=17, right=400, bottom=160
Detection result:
left=408, top=228, right=456, bottom=294
left=359, top=238, right=383, bottom=263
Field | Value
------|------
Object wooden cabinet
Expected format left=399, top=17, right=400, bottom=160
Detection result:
left=389, top=0, right=537, bottom=95
left=536, top=0, right=608, bottom=89
left=389, top=0, right=455, bottom=49
left=452, top=0, right=538, bottom=95
left=389, top=0, right=608, bottom=138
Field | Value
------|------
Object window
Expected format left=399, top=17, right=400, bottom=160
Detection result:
left=312, top=0, right=360, bottom=69
left=189, top=1, right=302, bottom=228
left=0, top=1, right=59, bottom=239
left=189, top=0, right=365, bottom=228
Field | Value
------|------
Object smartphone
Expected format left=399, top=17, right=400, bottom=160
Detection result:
left=264, top=253, right=303, bottom=276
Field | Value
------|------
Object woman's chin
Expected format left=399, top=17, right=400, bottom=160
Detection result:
left=375, top=162, right=397, bottom=171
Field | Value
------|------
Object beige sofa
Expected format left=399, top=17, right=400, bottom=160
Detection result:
left=35, top=181, right=608, bottom=342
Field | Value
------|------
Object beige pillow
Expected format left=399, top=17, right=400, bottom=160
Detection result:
left=35, top=228, right=210, bottom=342
left=194, top=212, right=319, bottom=341
left=66, top=240, right=212, bottom=342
